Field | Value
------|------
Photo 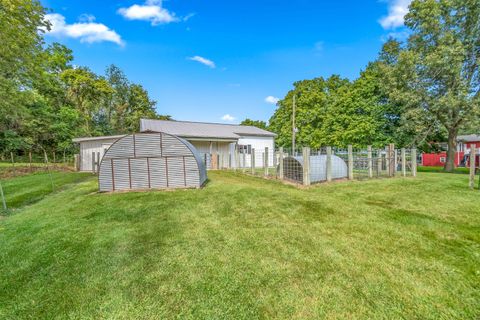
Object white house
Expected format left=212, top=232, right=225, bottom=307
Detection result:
left=73, top=119, right=276, bottom=172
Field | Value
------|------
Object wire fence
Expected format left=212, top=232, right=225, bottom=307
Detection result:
left=0, top=150, right=77, bottom=179
left=202, top=144, right=418, bottom=186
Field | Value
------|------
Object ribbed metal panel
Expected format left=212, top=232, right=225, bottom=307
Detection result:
left=166, top=157, right=186, bottom=188
left=161, top=134, right=191, bottom=157
left=112, top=159, right=131, bottom=190
left=105, top=135, right=134, bottom=159
left=130, top=158, right=149, bottom=189
left=98, top=132, right=207, bottom=192
left=135, top=133, right=162, bottom=158
left=99, top=160, right=113, bottom=191
left=149, top=158, right=168, bottom=189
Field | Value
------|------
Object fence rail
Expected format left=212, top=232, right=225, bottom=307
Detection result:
left=202, top=144, right=418, bottom=186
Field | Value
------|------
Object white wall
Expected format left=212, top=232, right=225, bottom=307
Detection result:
left=237, top=136, right=275, bottom=168
left=79, top=138, right=120, bottom=172
left=189, top=141, right=232, bottom=169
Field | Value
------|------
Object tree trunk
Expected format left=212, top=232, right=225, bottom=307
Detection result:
left=444, top=129, right=457, bottom=172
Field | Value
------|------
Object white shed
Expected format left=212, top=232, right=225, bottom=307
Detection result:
left=73, top=119, right=277, bottom=172
left=73, top=135, right=125, bottom=172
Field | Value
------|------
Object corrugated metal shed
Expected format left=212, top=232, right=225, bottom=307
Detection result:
left=98, top=132, right=207, bottom=192
left=140, top=119, right=277, bottom=139
left=283, top=155, right=348, bottom=184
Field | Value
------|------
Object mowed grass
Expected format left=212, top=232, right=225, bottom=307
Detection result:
left=0, top=172, right=479, bottom=319
left=0, top=172, right=92, bottom=210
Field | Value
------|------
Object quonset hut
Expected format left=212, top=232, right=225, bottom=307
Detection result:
left=283, top=155, right=347, bottom=184
left=98, top=132, right=207, bottom=192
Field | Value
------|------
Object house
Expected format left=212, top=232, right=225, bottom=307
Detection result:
left=73, top=119, right=276, bottom=172
left=422, top=134, right=480, bottom=167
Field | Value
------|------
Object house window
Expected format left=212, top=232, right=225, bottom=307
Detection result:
left=238, top=144, right=252, bottom=155
left=440, top=157, right=446, bottom=163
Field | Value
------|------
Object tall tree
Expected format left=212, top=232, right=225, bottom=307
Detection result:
left=61, top=68, right=114, bottom=135
left=269, top=76, right=350, bottom=148
left=240, top=119, right=268, bottom=130
left=0, top=0, right=49, bottom=153
left=385, top=0, right=480, bottom=171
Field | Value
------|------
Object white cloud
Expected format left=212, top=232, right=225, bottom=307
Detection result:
left=265, top=96, right=280, bottom=104
left=221, top=114, right=235, bottom=122
left=44, top=13, right=124, bottom=46
left=379, top=0, right=411, bottom=29
left=188, top=56, right=216, bottom=68
left=118, top=0, right=179, bottom=25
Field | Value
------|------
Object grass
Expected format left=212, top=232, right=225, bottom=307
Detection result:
left=0, top=171, right=479, bottom=319
left=418, top=165, right=471, bottom=174
left=0, top=172, right=91, bottom=210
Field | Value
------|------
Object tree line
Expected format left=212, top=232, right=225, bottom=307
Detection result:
left=0, top=0, right=169, bottom=157
left=246, top=0, right=479, bottom=171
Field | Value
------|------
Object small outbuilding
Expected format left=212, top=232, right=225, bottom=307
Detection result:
left=283, top=155, right=348, bottom=184
left=98, top=132, right=207, bottom=192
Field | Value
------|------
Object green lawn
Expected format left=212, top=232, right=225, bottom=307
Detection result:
left=0, top=171, right=479, bottom=319
left=418, top=165, right=471, bottom=174
left=0, top=172, right=91, bottom=210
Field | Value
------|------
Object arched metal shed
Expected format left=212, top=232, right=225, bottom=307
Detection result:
left=98, top=132, right=207, bottom=192
left=283, top=155, right=348, bottom=184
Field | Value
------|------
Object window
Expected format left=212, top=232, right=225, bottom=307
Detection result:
left=440, top=157, right=446, bottom=163
left=238, top=144, right=252, bottom=155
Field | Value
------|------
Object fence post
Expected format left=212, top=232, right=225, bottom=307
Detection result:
left=233, top=146, right=239, bottom=171
left=401, top=148, right=406, bottom=177
left=251, top=149, right=255, bottom=175
left=0, top=181, right=7, bottom=212
left=377, top=149, right=383, bottom=177
left=96, top=152, right=100, bottom=174
left=53, top=151, right=56, bottom=168
left=10, top=152, right=16, bottom=177
left=469, top=145, right=476, bottom=189
left=303, top=147, right=311, bottom=186
left=388, top=144, right=395, bottom=177
left=29, top=151, right=32, bottom=172
left=347, top=145, right=354, bottom=180
left=326, top=146, right=332, bottom=182
left=92, top=152, right=96, bottom=173
left=279, top=147, right=284, bottom=179
left=367, top=145, right=373, bottom=178
left=243, top=152, right=246, bottom=173
left=264, top=147, right=269, bottom=176
left=411, top=148, right=417, bottom=177
left=74, top=154, right=80, bottom=171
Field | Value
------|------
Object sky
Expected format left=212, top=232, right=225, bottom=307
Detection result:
left=40, top=0, right=411, bottom=124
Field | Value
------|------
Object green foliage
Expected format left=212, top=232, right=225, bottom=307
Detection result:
left=382, top=0, right=480, bottom=171
left=0, top=1, right=167, bottom=157
left=269, top=70, right=400, bottom=149
left=0, top=171, right=479, bottom=318
left=240, top=118, right=268, bottom=130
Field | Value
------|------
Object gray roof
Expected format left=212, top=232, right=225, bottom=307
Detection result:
left=457, top=134, right=480, bottom=142
left=140, top=119, right=276, bottom=140
left=72, top=135, right=126, bottom=143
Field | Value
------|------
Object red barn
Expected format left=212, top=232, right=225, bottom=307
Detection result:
left=421, top=134, right=480, bottom=168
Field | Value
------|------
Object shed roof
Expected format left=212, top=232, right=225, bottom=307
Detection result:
left=140, top=119, right=276, bottom=140
left=72, top=135, right=126, bottom=143
left=457, top=134, right=480, bottom=142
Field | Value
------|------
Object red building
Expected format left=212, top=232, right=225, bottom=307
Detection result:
left=421, top=134, right=480, bottom=167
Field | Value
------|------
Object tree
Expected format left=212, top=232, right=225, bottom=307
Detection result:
left=384, top=0, right=480, bottom=171
left=269, top=76, right=350, bottom=148
left=0, top=0, right=49, bottom=154
left=61, top=68, right=114, bottom=135
left=240, top=119, right=268, bottom=130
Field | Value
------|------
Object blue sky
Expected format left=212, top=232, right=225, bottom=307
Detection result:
left=40, top=0, right=410, bottom=123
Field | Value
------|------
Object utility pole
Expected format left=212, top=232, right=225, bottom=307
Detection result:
left=292, top=95, right=296, bottom=155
